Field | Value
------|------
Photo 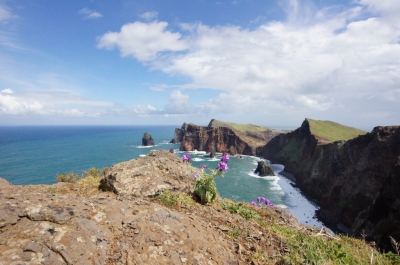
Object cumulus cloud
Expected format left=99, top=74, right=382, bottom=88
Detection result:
left=139, top=11, right=158, bottom=21
left=97, top=0, right=400, bottom=126
left=97, top=21, right=188, bottom=61
left=78, top=8, right=103, bottom=19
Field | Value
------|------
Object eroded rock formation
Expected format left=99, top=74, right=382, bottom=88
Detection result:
left=142, top=132, right=154, bottom=146
left=258, top=119, right=400, bottom=250
left=169, top=123, right=188, bottom=144
left=180, top=123, right=255, bottom=155
left=254, top=160, right=275, bottom=176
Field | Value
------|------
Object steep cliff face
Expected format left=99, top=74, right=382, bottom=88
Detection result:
left=176, top=119, right=282, bottom=155
left=170, top=122, right=188, bottom=144
left=258, top=119, right=400, bottom=250
left=180, top=123, right=255, bottom=155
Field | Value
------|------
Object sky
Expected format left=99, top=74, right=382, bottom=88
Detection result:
left=0, top=0, right=399, bottom=130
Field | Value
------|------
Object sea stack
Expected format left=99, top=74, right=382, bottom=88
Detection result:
left=254, top=160, right=274, bottom=176
left=142, top=132, right=155, bottom=146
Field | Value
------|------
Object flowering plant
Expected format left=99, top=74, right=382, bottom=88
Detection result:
left=251, top=196, right=274, bottom=207
left=182, top=154, right=191, bottom=163
left=191, top=156, right=229, bottom=204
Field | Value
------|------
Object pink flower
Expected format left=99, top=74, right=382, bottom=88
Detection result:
left=218, top=161, right=229, bottom=171
left=182, top=154, right=191, bottom=162
left=221, top=155, right=229, bottom=162
left=194, top=172, right=199, bottom=179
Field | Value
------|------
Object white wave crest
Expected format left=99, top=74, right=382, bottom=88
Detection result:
left=135, top=145, right=156, bottom=149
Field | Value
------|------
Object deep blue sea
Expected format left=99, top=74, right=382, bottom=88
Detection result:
left=0, top=126, right=322, bottom=227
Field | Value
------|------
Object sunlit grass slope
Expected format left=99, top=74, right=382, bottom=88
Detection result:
left=306, top=118, right=367, bottom=143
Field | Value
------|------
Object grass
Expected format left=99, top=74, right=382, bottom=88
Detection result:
left=151, top=190, right=400, bottom=264
left=306, top=118, right=367, bottom=143
left=208, top=119, right=282, bottom=147
left=53, top=167, right=105, bottom=196
left=155, top=190, right=195, bottom=208
left=218, top=198, right=400, bottom=264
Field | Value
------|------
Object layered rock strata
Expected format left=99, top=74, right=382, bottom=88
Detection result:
left=258, top=119, right=400, bottom=250
left=180, top=123, right=255, bottom=155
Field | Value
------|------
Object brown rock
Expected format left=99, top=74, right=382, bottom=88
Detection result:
left=259, top=119, right=400, bottom=251
left=100, top=150, right=196, bottom=197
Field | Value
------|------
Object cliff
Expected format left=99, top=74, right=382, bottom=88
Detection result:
left=170, top=123, right=188, bottom=144
left=176, top=119, right=282, bottom=155
left=258, top=118, right=400, bottom=250
left=1, top=150, right=398, bottom=264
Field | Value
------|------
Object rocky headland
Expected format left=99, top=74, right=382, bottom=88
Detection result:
left=258, top=118, right=400, bottom=251
left=172, top=119, right=282, bottom=155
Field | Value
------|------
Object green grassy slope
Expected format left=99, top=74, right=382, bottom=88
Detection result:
left=208, top=119, right=280, bottom=134
left=306, top=118, right=367, bottom=143
left=208, top=119, right=282, bottom=147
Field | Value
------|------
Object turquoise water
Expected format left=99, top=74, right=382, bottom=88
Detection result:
left=0, top=126, right=322, bottom=227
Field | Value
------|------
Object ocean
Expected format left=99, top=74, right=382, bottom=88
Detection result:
left=0, top=125, right=322, bottom=227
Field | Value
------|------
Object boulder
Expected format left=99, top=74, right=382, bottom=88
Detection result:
left=142, top=132, right=154, bottom=146
left=99, top=150, right=196, bottom=197
left=254, top=160, right=274, bottom=176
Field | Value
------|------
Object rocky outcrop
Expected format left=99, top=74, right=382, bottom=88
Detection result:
left=254, top=160, right=275, bottom=176
left=0, top=150, right=305, bottom=264
left=180, top=123, right=255, bottom=155
left=169, top=123, right=188, bottom=144
left=173, top=120, right=282, bottom=155
left=258, top=119, right=400, bottom=250
left=142, top=132, right=154, bottom=146
left=100, top=150, right=195, bottom=197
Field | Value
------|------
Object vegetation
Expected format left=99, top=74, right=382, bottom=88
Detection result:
left=154, top=192, right=400, bottom=264
left=306, top=118, right=367, bottom=143
left=54, top=167, right=105, bottom=196
left=156, top=190, right=195, bottom=208
left=56, top=172, right=79, bottom=183
left=208, top=118, right=281, bottom=147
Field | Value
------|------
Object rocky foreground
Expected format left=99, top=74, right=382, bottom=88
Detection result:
left=0, top=150, right=302, bottom=265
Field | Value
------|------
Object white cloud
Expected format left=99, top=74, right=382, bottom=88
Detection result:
left=98, top=0, right=400, bottom=126
left=0, top=93, right=43, bottom=115
left=97, top=21, right=188, bottom=61
left=0, top=89, right=115, bottom=117
left=78, top=8, right=103, bottom=19
left=1, top=88, right=13, bottom=94
left=139, top=11, right=158, bottom=21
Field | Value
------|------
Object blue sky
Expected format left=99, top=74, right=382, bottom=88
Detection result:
left=0, top=0, right=399, bottom=129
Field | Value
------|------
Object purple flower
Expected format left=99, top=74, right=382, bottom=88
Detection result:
left=251, top=201, right=257, bottom=206
left=194, top=172, right=199, bottom=179
left=257, top=197, right=262, bottom=202
left=221, top=155, right=229, bottom=162
left=218, top=161, right=229, bottom=171
left=182, top=154, right=191, bottom=162
left=264, top=199, right=270, bottom=205
left=258, top=203, right=262, bottom=207
left=199, top=164, right=207, bottom=169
